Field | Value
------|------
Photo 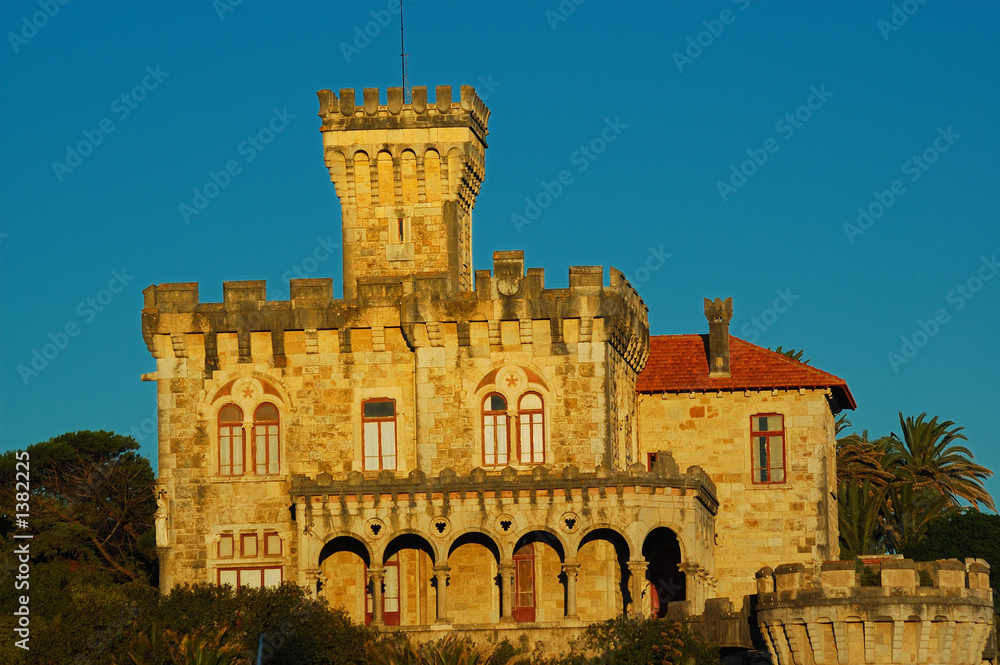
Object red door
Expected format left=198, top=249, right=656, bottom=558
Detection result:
left=365, top=555, right=401, bottom=626
left=512, top=544, right=535, bottom=622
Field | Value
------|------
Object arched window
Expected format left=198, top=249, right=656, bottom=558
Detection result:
left=482, top=393, right=509, bottom=466
left=518, top=392, right=545, bottom=464
left=219, top=404, right=244, bottom=476
left=363, top=399, right=396, bottom=470
left=254, top=403, right=280, bottom=475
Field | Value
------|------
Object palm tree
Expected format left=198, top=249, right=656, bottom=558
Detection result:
left=836, top=418, right=896, bottom=488
left=885, top=412, right=995, bottom=512
left=881, top=483, right=959, bottom=553
left=838, top=479, right=888, bottom=558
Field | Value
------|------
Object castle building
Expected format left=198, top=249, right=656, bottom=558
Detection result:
left=142, top=84, right=862, bottom=648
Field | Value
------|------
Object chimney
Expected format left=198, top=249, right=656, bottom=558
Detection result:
left=704, top=297, right=733, bottom=377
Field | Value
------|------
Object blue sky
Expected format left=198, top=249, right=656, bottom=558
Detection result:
left=1, top=1, right=998, bottom=503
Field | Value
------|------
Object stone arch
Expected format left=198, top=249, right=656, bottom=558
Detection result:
left=423, top=149, right=442, bottom=202
left=511, top=529, right=566, bottom=623
left=400, top=149, right=418, bottom=204
left=642, top=527, right=685, bottom=618
left=353, top=150, right=372, bottom=206
left=317, top=534, right=371, bottom=624
left=447, top=531, right=502, bottom=624
left=381, top=531, right=437, bottom=626
left=577, top=527, right=631, bottom=621
left=376, top=150, right=395, bottom=205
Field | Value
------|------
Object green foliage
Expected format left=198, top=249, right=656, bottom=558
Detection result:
left=904, top=510, right=1000, bottom=591
left=837, top=479, right=886, bottom=558
left=578, top=616, right=718, bottom=665
left=0, top=430, right=158, bottom=584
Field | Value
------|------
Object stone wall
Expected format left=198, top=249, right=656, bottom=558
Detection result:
left=756, top=559, right=996, bottom=665
left=637, top=389, right=839, bottom=603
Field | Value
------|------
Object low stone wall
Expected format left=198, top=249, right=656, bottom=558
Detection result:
left=381, top=621, right=590, bottom=658
left=756, top=558, right=995, bottom=665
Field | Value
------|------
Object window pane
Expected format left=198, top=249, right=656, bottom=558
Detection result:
left=364, top=400, right=395, bottom=418
left=484, top=421, right=496, bottom=465
left=220, top=430, right=231, bottom=473
left=382, top=421, right=396, bottom=457
left=364, top=422, right=380, bottom=457
left=757, top=437, right=769, bottom=468
left=488, top=394, right=506, bottom=411
left=219, top=535, right=233, bottom=558
left=265, top=534, right=281, bottom=555
left=384, top=566, right=399, bottom=612
left=533, top=422, right=544, bottom=462
left=240, top=569, right=262, bottom=589
left=220, top=405, right=242, bottom=422
left=772, top=468, right=785, bottom=482
left=770, top=436, right=784, bottom=469
left=497, top=420, right=508, bottom=464
left=263, top=567, right=282, bottom=588
left=242, top=534, right=258, bottom=557
left=219, top=569, right=238, bottom=587
left=256, top=403, right=278, bottom=421
left=233, top=428, right=243, bottom=473
left=256, top=426, right=266, bottom=472
left=520, top=393, right=542, bottom=410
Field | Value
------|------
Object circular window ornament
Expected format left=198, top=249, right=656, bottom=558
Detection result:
left=366, top=518, right=387, bottom=539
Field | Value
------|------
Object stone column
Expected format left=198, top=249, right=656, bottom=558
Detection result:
left=626, top=560, right=649, bottom=618
left=562, top=562, right=580, bottom=620
left=303, top=568, right=322, bottom=599
left=368, top=566, right=386, bottom=626
left=678, top=562, right=701, bottom=604
left=499, top=561, right=516, bottom=623
left=433, top=564, right=450, bottom=624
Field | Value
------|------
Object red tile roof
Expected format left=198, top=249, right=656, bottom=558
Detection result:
left=636, top=334, right=856, bottom=410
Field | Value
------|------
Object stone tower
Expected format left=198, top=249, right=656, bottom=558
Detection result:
left=317, top=85, right=490, bottom=297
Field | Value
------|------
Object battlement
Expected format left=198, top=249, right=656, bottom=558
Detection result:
left=756, top=559, right=995, bottom=664
left=317, top=85, right=489, bottom=139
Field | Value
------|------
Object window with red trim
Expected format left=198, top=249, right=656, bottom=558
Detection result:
left=254, top=403, right=280, bottom=475
left=363, top=399, right=396, bottom=470
left=218, top=566, right=282, bottom=589
left=482, top=393, right=510, bottom=466
left=518, top=392, right=545, bottom=465
left=751, top=414, right=785, bottom=483
left=647, top=452, right=659, bottom=471
left=241, top=533, right=258, bottom=557
left=264, top=532, right=282, bottom=556
left=219, top=404, right=244, bottom=476
left=218, top=534, right=234, bottom=559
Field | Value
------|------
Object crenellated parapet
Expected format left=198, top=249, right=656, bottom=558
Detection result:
left=141, top=251, right=650, bottom=373
left=756, top=559, right=996, bottom=665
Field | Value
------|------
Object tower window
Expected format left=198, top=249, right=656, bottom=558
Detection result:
left=483, top=393, right=510, bottom=466
left=254, top=403, right=280, bottom=475
left=363, top=399, right=397, bottom=470
left=751, top=414, right=785, bottom=483
left=518, top=392, right=545, bottom=465
left=219, top=404, right=244, bottom=476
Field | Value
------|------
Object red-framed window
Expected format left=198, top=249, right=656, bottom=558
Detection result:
left=264, top=532, right=282, bottom=556
left=751, top=414, right=785, bottom=483
left=365, top=555, right=401, bottom=626
left=482, top=393, right=510, bottom=466
left=219, top=404, right=244, bottom=476
left=518, top=392, right=545, bottom=465
left=254, top=403, right=280, bottom=475
left=363, top=399, right=396, bottom=470
left=647, top=452, right=659, bottom=471
left=512, top=543, right=536, bottom=622
left=218, top=534, right=234, bottom=559
left=241, top=533, right=258, bottom=558
left=218, top=566, right=282, bottom=589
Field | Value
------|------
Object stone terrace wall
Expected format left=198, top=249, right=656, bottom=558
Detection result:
left=756, top=559, right=996, bottom=665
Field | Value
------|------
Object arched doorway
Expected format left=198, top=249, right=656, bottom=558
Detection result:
left=512, top=530, right=565, bottom=623
left=577, top=528, right=630, bottom=621
left=642, top=527, right=685, bottom=618
left=318, top=536, right=371, bottom=624
left=381, top=533, right=436, bottom=626
left=447, top=532, right=501, bottom=624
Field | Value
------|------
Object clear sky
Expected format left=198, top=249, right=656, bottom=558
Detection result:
left=1, top=1, right=998, bottom=503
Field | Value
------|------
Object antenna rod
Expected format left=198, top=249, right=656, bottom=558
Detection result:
left=400, top=0, right=410, bottom=103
